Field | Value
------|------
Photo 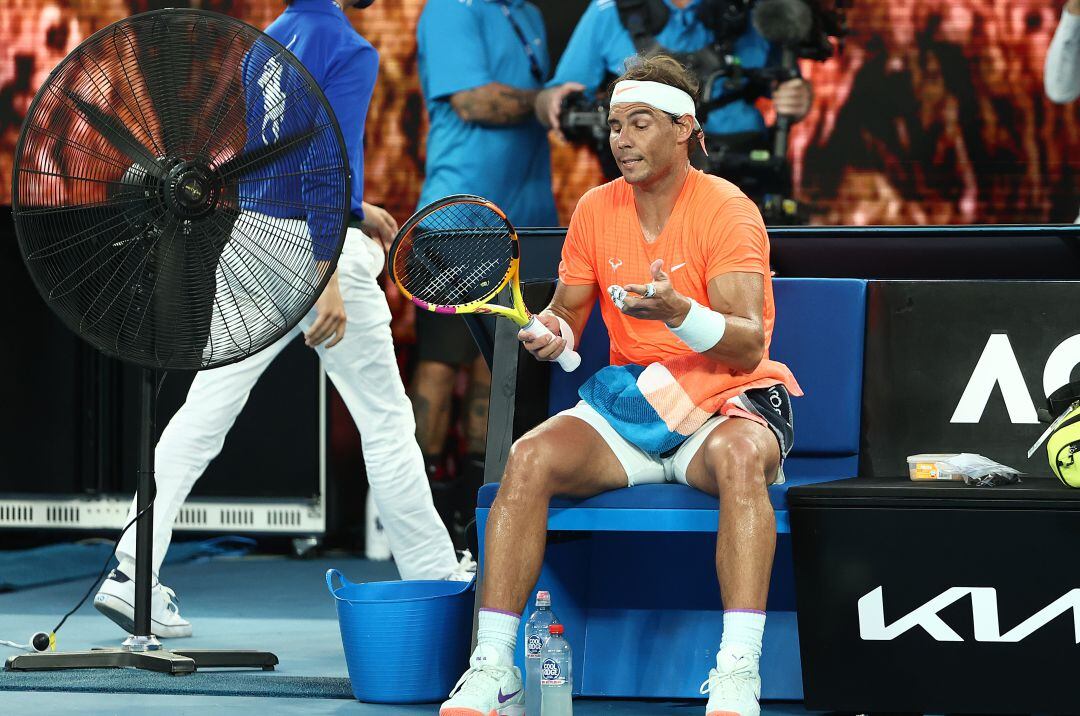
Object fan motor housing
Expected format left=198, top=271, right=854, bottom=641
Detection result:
left=166, top=161, right=220, bottom=219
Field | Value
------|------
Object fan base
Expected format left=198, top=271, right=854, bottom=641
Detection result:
left=121, top=634, right=161, bottom=652
left=5, top=647, right=278, bottom=674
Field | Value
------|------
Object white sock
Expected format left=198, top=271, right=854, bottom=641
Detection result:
left=116, top=557, right=158, bottom=586
left=117, top=557, right=137, bottom=578
left=475, top=608, right=520, bottom=665
left=719, top=609, right=766, bottom=659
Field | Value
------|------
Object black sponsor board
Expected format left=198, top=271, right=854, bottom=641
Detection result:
left=790, top=478, right=1080, bottom=714
left=861, top=281, right=1080, bottom=479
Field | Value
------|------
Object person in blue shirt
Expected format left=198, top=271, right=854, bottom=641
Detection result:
left=410, top=0, right=558, bottom=547
left=535, top=0, right=813, bottom=158
left=94, top=0, right=471, bottom=640
left=237, top=0, right=387, bottom=262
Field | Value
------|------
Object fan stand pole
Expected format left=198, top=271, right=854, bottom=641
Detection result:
left=128, top=366, right=158, bottom=652
left=5, top=369, right=278, bottom=674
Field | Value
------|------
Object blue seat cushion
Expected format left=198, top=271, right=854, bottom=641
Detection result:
left=477, top=474, right=849, bottom=514
left=769, top=278, right=866, bottom=456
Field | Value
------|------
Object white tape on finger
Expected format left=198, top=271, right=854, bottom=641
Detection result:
left=608, top=285, right=628, bottom=310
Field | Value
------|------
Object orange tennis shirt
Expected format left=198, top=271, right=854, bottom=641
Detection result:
left=559, top=169, right=799, bottom=392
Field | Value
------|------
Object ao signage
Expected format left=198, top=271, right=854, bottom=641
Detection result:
left=950, top=333, right=1080, bottom=425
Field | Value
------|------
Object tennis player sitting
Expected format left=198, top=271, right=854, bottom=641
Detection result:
left=441, top=54, right=801, bottom=716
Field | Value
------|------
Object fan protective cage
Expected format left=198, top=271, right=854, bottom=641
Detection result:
left=13, top=9, right=350, bottom=370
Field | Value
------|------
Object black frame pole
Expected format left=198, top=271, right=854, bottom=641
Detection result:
left=134, top=367, right=156, bottom=639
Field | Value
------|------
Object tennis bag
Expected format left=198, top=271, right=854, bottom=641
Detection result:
left=1044, top=381, right=1080, bottom=487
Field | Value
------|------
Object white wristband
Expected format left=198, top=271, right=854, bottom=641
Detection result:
left=666, top=298, right=726, bottom=352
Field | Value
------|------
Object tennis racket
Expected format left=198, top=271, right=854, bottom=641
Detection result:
left=388, top=195, right=581, bottom=372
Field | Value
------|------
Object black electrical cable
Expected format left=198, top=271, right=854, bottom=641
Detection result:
left=50, top=499, right=155, bottom=637
left=49, top=371, right=169, bottom=639
left=2, top=499, right=156, bottom=652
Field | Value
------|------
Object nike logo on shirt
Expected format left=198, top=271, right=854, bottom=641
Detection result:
left=670, top=263, right=686, bottom=272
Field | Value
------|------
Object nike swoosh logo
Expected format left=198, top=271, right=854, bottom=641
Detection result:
left=498, top=688, right=521, bottom=703
left=671, top=263, right=686, bottom=271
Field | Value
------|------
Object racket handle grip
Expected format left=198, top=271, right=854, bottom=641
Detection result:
left=523, top=316, right=581, bottom=372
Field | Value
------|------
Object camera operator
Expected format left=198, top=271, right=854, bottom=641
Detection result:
left=1046, top=0, right=1080, bottom=222
left=535, top=0, right=814, bottom=211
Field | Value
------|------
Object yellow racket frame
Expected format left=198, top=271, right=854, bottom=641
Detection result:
left=388, top=194, right=531, bottom=326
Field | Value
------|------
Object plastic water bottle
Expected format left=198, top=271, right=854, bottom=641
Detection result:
left=524, top=590, right=559, bottom=715
left=540, top=623, right=572, bottom=715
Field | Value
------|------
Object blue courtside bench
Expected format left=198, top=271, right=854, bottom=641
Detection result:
left=475, top=278, right=867, bottom=699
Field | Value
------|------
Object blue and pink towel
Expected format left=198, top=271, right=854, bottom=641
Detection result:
left=579, top=353, right=802, bottom=455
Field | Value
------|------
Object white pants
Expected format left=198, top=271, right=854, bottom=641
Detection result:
left=116, top=228, right=459, bottom=581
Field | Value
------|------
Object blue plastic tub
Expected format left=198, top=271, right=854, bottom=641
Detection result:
left=326, top=569, right=474, bottom=703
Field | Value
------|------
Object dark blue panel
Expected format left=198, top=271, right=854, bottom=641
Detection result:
left=578, top=532, right=802, bottom=698
left=783, top=454, right=858, bottom=480
left=770, top=278, right=867, bottom=455
left=477, top=475, right=857, bottom=513
left=547, top=300, right=609, bottom=416
left=474, top=510, right=804, bottom=699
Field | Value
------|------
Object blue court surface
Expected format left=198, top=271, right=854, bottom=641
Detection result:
left=0, top=553, right=819, bottom=715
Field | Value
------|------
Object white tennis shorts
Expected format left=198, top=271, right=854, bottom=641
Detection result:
left=558, top=388, right=790, bottom=487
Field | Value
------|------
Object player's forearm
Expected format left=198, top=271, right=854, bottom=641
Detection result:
left=542, top=303, right=588, bottom=344
left=666, top=298, right=764, bottom=372
left=701, top=317, right=765, bottom=373
left=1046, top=7, right=1080, bottom=103
left=450, top=83, right=540, bottom=125
left=543, top=283, right=595, bottom=343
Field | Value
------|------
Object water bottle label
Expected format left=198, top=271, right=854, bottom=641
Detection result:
left=540, top=657, right=565, bottom=686
left=526, top=634, right=544, bottom=658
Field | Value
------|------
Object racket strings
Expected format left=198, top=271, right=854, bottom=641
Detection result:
left=394, top=202, right=513, bottom=307
left=423, top=257, right=502, bottom=304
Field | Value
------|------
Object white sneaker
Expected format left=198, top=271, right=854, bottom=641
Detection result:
left=440, top=644, right=524, bottom=716
left=93, top=569, right=192, bottom=638
left=446, top=549, right=477, bottom=583
left=700, top=650, right=761, bottom=716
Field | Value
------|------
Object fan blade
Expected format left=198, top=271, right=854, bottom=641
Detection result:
left=63, top=89, right=161, bottom=175
left=130, top=20, right=184, bottom=156
left=215, top=123, right=328, bottom=179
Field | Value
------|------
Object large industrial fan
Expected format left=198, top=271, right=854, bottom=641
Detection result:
left=7, top=9, right=350, bottom=673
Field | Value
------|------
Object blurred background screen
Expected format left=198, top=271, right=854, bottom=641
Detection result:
left=1, top=0, right=1077, bottom=226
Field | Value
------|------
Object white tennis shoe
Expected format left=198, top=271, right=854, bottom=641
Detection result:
left=446, top=549, right=477, bottom=582
left=93, top=568, right=192, bottom=638
left=440, top=644, right=524, bottom=716
left=701, top=650, right=761, bottom=716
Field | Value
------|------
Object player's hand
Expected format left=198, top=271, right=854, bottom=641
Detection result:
left=360, top=202, right=399, bottom=248
left=621, top=259, right=691, bottom=326
left=535, top=82, right=586, bottom=140
left=518, top=312, right=568, bottom=363
left=774, top=78, right=813, bottom=121
left=306, top=271, right=347, bottom=348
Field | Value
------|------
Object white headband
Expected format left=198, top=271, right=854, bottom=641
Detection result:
left=609, top=80, right=707, bottom=155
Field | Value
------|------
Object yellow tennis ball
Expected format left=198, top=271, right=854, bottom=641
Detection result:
left=1047, top=405, right=1080, bottom=488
